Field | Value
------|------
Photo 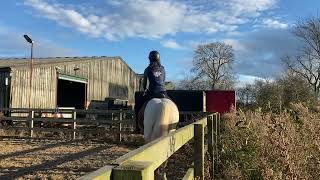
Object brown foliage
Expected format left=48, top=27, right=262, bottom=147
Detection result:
left=220, top=103, right=320, bottom=179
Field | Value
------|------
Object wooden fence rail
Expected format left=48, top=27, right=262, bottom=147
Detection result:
left=79, top=113, right=221, bottom=180
left=0, top=108, right=209, bottom=141
left=0, top=108, right=206, bottom=114
left=0, top=108, right=136, bottom=140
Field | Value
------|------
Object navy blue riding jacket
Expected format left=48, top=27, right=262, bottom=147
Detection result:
left=143, top=65, right=166, bottom=94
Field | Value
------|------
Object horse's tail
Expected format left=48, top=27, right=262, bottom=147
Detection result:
left=158, top=100, right=170, bottom=135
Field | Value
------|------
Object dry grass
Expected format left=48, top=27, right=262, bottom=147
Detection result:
left=220, top=103, right=320, bottom=179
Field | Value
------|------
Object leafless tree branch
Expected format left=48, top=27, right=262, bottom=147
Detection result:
left=192, top=42, right=235, bottom=89
left=283, top=16, right=320, bottom=97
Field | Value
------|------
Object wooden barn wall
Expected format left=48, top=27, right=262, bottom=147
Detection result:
left=9, top=58, right=141, bottom=108
left=85, top=59, right=140, bottom=104
left=10, top=66, right=57, bottom=109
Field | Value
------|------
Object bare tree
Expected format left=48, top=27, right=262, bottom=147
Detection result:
left=237, top=84, right=255, bottom=106
left=177, top=75, right=211, bottom=90
left=282, top=17, right=320, bottom=97
left=192, top=42, right=235, bottom=89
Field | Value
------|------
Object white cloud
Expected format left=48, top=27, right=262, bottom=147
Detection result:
left=161, top=39, right=184, bottom=49
left=222, top=39, right=245, bottom=51
left=237, top=74, right=266, bottom=87
left=261, top=19, right=289, bottom=29
left=23, top=0, right=279, bottom=41
left=226, top=0, right=277, bottom=15
left=227, top=31, right=242, bottom=36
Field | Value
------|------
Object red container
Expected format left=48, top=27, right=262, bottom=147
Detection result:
left=205, top=90, right=236, bottom=114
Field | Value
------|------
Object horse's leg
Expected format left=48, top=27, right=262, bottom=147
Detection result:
left=159, top=160, right=168, bottom=176
left=155, top=162, right=167, bottom=180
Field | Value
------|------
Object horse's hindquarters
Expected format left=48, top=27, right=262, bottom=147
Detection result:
left=143, top=98, right=179, bottom=143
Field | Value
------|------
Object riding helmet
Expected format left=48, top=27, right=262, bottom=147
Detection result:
left=148, top=50, right=160, bottom=62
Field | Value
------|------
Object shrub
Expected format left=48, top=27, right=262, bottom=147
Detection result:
left=220, top=103, right=320, bottom=179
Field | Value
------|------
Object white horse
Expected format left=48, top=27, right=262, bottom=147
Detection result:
left=143, top=98, right=179, bottom=179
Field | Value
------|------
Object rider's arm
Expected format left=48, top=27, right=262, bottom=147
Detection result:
left=142, top=68, right=148, bottom=91
left=163, top=67, right=166, bottom=83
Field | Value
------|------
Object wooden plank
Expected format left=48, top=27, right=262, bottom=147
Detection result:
left=118, top=112, right=122, bottom=142
left=207, top=114, right=215, bottom=179
left=73, top=111, right=77, bottom=140
left=113, top=161, right=153, bottom=180
left=76, top=109, right=134, bottom=114
left=194, top=123, right=204, bottom=180
left=0, top=117, right=135, bottom=124
left=113, top=117, right=207, bottom=171
left=182, top=168, right=194, bottom=180
left=0, top=108, right=206, bottom=116
left=77, top=165, right=114, bottom=180
left=217, top=114, right=221, bottom=166
left=179, top=111, right=207, bottom=115
left=0, top=108, right=134, bottom=114
left=213, top=114, right=218, bottom=173
left=0, top=127, right=135, bottom=134
left=30, top=111, right=34, bottom=138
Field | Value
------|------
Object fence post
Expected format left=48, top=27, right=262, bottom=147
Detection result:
left=118, top=111, right=122, bottom=142
left=30, top=110, right=34, bottom=138
left=217, top=114, right=221, bottom=165
left=213, top=113, right=218, bottom=175
left=194, top=123, right=204, bottom=180
left=207, top=114, right=214, bottom=179
left=213, top=113, right=219, bottom=175
left=72, top=111, right=77, bottom=140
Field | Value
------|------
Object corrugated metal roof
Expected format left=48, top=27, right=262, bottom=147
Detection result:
left=0, top=56, right=120, bottom=68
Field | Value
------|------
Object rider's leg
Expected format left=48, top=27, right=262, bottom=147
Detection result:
left=134, top=105, right=140, bottom=133
left=135, top=92, right=150, bottom=133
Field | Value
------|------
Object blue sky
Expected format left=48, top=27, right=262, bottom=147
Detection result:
left=0, top=0, right=319, bottom=86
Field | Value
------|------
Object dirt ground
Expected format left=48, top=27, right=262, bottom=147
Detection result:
left=0, top=139, right=212, bottom=180
left=0, top=134, right=212, bottom=180
left=0, top=139, right=137, bottom=180
left=165, top=143, right=213, bottom=180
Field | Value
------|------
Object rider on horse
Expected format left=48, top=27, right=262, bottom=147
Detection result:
left=138, top=51, right=179, bottom=179
left=135, top=50, right=168, bottom=133
left=142, top=50, right=167, bottom=99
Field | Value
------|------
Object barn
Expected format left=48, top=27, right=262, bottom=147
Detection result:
left=0, top=56, right=142, bottom=109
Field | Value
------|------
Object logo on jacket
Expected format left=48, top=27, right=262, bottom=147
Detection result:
left=153, top=71, right=162, bottom=77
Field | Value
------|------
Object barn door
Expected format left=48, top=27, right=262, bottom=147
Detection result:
left=0, top=68, right=11, bottom=110
left=56, top=73, right=88, bottom=109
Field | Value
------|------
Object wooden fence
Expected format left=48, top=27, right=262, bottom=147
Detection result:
left=79, top=113, right=221, bottom=180
left=0, top=108, right=208, bottom=141
left=0, top=108, right=135, bottom=141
